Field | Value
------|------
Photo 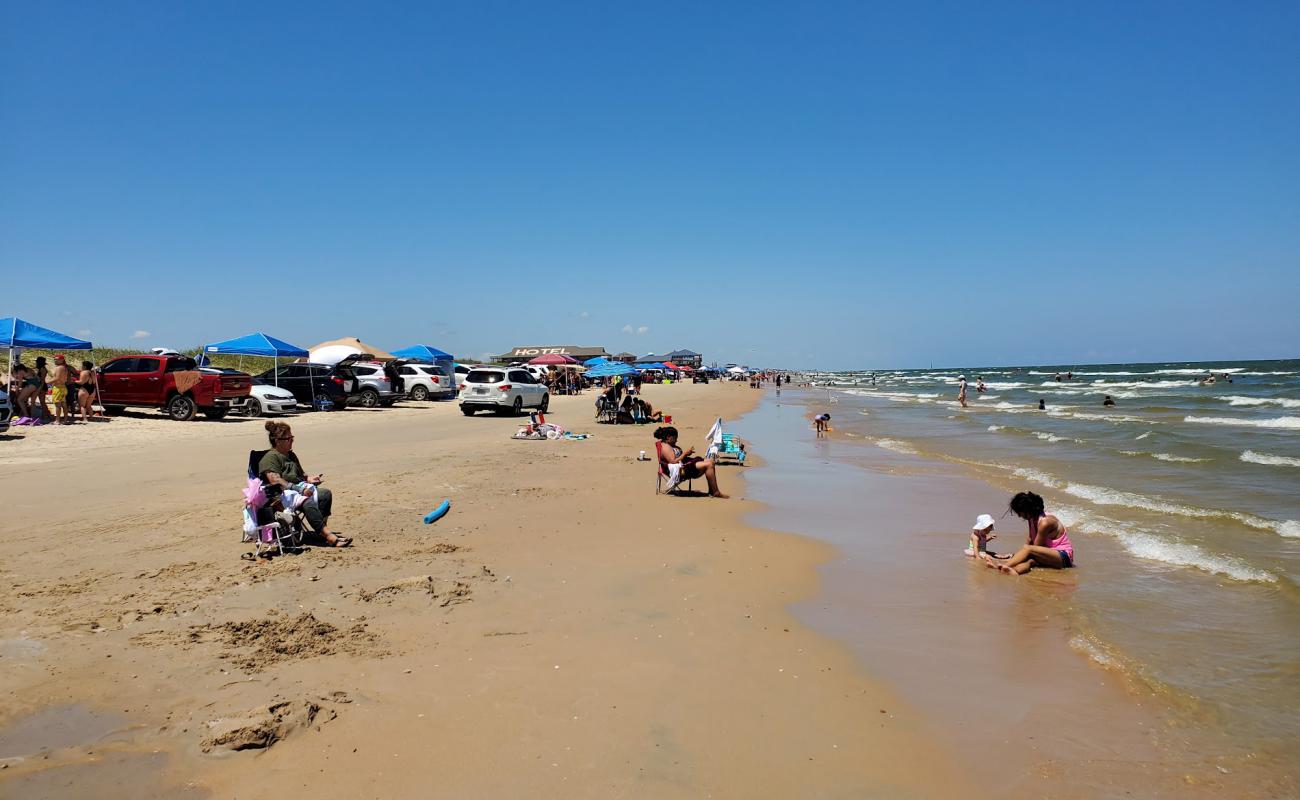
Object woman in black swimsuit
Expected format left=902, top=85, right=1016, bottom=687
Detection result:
left=653, top=426, right=729, bottom=498
left=77, top=361, right=97, bottom=422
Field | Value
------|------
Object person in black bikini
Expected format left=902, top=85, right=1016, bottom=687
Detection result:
left=653, top=426, right=729, bottom=498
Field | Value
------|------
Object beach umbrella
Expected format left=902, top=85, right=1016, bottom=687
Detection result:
left=584, top=356, right=610, bottom=367
left=528, top=353, right=579, bottom=365
left=307, top=337, right=397, bottom=364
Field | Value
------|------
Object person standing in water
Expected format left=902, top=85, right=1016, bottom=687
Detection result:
left=1038, top=398, right=1046, bottom=410
left=957, top=375, right=969, bottom=408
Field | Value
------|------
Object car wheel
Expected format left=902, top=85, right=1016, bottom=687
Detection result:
left=461, top=406, right=476, bottom=416
left=166, top=394, right=198, bottom=422
left=245, top=398, right=263, bottom=417
left=410, top=385, right=429, bottom=401
left=538, top=393, right=549, bottom=413
left=512, top=396, right=523, bottom=415
left=202, top=407, right=230, bottom=421
left=358, top=388, right=380, bottom=408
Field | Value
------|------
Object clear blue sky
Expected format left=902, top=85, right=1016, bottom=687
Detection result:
left=3, top=1, right=1297, bottom=369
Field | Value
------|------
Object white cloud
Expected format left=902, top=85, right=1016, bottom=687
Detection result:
left=579, top=311, right=590, bottom=319
left=621, top=324, right=634, bottom=334
left=130, top=330, right=151, bottom=339
left=637, top=326, right=650, bottom=335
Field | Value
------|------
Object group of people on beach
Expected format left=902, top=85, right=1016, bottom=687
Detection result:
left=7, top=355, right=103, bottom=426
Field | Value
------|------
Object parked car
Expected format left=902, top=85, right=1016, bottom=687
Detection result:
left=0, top=389, right=11, bottom=434
left=243, top=382, right=300, bottom=416
left=344, top=360, right=401, bottom=407
left=398, top=363, right=455, bottom=400
left=97, top=354, right=251, bottom=421
left=254, top=363, right=353, bottom=410
left=454, top=363, right=473, bottom=391
left=692, top=373, right=710, bottom=384
left=459, top=367, right=549, bottom=416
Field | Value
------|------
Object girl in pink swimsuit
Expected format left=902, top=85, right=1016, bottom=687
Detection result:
left=989, top=491, right=1075, bottom=576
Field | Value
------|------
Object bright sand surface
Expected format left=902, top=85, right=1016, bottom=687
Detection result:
left=0, top=383, right=969, bottom=799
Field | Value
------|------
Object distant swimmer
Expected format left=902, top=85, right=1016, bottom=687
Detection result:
left=957, top=375, right=969, bottom=408
left=1199, top=373, right=1216, bottom=386
left=976, top=378, right=987, bottom=393
left=1103, top=395, right=1116, bottom=407
left=1054, top=373, right=1062, bottom=382
left=1066, top=372, right=1073, bottom=381
left=1038, top=398, right=1046, bottom=410
left=814, top=413, right=830, bottom=437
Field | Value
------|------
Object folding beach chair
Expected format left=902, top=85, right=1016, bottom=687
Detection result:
left=654, top=443, right=694, bottom=495
left=243, top=450, right=304, bottom=556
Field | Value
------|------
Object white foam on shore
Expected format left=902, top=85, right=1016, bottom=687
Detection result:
left=1119, top=450, right=1210, bottom=464
left=1135, top=432, right=1153, bottom=440
left=1185, top=415, right=1300, bottom=430
left=1225, top=396, right=1300, bottom=409
left=875, top=438, right=919, bottom=455
left=1240, top=450, right=1300, bottom=468
left=1053, top=505, right=1277, bottom=583
left=1004, top=470, right=1299, bottom=538
left=987, top=425, right=1004, bottom=431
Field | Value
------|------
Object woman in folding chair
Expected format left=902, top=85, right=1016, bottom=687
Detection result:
left=654, top=426, right=729, bottom=498
left=258, top=421, right=353, bottom=547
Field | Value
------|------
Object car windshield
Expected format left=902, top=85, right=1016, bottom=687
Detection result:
left=466, top=370, right=505, bottom=384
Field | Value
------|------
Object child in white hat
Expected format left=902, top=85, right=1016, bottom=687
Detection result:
left=965, top=514, right=997, bottom=558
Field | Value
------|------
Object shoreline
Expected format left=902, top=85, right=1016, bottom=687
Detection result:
left=1, top=383, right=966, bottom=798
left=750, top=388, right=1295, bottom=797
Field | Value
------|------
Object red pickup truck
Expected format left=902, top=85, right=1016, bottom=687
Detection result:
left=96, top=354, right=252, bottom=421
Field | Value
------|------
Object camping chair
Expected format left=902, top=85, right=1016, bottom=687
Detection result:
left=713, top=433, right=747, bottom=464
left=244, top=450, right=305, bottom=556
left=595, top=395, right=619, bottom=424
left=654, top=442, right=694, bottom=495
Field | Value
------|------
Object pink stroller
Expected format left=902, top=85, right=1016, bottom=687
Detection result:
left=241, top=478, right=302, bottom=558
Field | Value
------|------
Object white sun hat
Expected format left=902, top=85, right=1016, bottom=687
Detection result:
left=972, top=514, right=995, bottom=531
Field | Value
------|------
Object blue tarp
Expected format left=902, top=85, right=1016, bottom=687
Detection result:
left=393, top=345, right=454, bottom=362
left=204, top=332, right=309, bottom=358
left=1, top=317, right=93, bottom=350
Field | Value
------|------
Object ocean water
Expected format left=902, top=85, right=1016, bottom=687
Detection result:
left=803, top=359, right=1300, bottom=769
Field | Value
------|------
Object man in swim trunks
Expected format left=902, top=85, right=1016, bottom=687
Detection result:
left=50, top=355, right=73, bottom=425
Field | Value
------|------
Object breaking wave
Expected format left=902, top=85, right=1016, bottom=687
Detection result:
left=1184, top=415, right=1300, bottom=430
left=1240, top=450, right=1300, bottom=468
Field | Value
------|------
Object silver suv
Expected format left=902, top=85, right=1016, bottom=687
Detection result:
left=345, top=360, right=402, bottom=408
left=459, top=367, right=549, bottom=416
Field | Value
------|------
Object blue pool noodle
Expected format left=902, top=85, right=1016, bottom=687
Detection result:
left=423, top=499, right=452, bottom=524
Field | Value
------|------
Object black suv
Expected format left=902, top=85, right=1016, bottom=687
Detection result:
left=254, top=363, right=357, bottom=410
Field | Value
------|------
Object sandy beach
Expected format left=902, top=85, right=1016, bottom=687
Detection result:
left=0, top=383, right=966, bottom=799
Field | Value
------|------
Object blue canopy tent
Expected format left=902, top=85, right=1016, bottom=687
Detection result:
left=584, top=356, right=610, bottom=367
left=3, top=317, right=94, bottom=402
left=203, top=332, right=310, bottom=389
left=391, top=345, right=456, bottom=379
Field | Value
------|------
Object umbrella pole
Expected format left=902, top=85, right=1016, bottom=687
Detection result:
left=274, top=356, right=279, bottom=387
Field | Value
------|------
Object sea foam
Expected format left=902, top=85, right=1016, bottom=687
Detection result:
left=1240, top=450, right=1300, bottom=468
left=1185, top=415, right=1300, bottom=430
left=1224, top=396, right=1300, bottom=409
left=875, top=438, right=919, bottom=455
left=1008, top=471, right=1299, bottom=538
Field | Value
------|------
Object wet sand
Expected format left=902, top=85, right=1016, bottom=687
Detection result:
left=0, top=383, right=966, bottom=799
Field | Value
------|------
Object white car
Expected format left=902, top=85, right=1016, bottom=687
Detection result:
left=244, top=383, right=299, bottom=416
left=459, top=367, right=549, bottom=416
left=398, top=363, right=456, bottom=400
